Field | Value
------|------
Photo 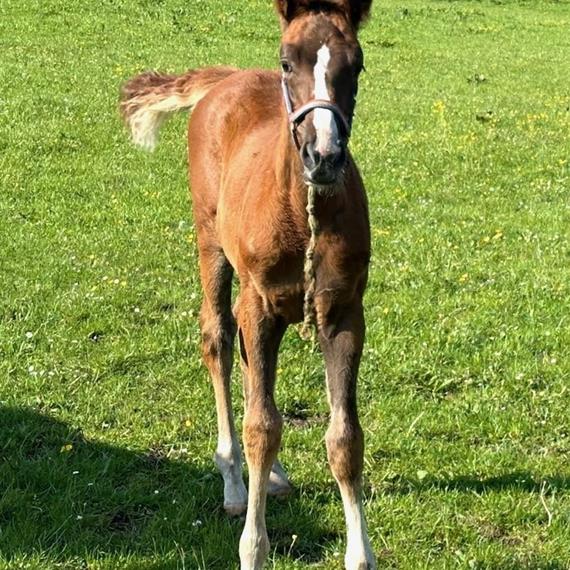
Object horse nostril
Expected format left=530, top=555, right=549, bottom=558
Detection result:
left=301, top=142, right=320, bottom=170
left=322, top=146, right=346, bottom=169
left=312, top=148, right=322, bottom=167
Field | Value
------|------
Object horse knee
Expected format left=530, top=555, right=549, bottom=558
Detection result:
left=326, top=416, right=364, bottom=484
left=243, top=407, right=283, bottom=468
left=201, top=329, right=229, bottom=361
left=200, top=312, right=235, bottom=361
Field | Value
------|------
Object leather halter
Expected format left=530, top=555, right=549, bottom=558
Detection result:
left=281, top=76, right=352, bottom=150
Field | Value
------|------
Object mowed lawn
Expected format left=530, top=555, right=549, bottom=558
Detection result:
left=1, top=0, right=569, bottom=568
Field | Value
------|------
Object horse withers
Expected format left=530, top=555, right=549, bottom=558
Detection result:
left=121, top=1, right=375, bottom=568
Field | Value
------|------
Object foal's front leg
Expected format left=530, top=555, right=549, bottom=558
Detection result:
left=319, top=301, right=376, bottom=570
left=236, top=289, right=286, bottom=570
left=198, top=248, right=247, bottom=515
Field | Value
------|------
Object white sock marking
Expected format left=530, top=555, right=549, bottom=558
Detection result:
left=215, top=434, right=248, bottom=515
left=340, top=484, right=376, bottom=570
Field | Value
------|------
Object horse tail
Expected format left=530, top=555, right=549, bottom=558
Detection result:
left=120, top=66, right=237, bottom=151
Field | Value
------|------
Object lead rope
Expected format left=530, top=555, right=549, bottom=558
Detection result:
left=300, top=183, right=319, bottom=341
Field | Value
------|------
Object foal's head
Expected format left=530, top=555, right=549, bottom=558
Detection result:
left=275, top=0, right=371, bottom=186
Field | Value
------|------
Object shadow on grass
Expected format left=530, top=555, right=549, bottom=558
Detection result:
left=0, top=406, right=336, bottom=568
left=382, top=471, right=570, bottom=495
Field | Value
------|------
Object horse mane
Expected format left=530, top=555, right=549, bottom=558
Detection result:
left=274, top=0, right=372, bottom=29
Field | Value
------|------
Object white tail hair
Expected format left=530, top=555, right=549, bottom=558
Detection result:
left=120, top=67, right=237, bottom=151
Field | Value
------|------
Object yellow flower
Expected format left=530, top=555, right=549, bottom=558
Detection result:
left=60, top=443, right=73, bottom=453
left=433, top=100, right=446, bottom=114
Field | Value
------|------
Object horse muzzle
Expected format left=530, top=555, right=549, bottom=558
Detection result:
left=301, top=140, right=347, bottom=185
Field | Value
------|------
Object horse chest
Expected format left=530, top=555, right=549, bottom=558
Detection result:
left=243, top=249, right=305, bottom=321
left=242, top=239, right=368, bottom=323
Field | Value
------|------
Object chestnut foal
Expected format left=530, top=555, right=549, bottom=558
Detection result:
left=121, top=1, right=375, bottom=568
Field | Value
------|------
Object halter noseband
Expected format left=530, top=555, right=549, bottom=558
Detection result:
left=281, top=76, right=352, bottom=150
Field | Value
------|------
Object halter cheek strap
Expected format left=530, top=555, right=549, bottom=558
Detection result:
left=281, top=77, right=352, bottom=150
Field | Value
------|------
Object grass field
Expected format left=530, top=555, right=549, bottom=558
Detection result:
left=1, top=0, right=570, bottom=568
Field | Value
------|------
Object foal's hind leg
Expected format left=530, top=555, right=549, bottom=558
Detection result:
left=198, top=246, right=247, bottom=515
left=319, top=301, right=376, bottom=570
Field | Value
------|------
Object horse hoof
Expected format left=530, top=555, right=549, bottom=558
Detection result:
left=224, top=502, right=247, bottom=516
left=268, top=462, right=293, bottom=497
left=268, top=479, right=293, bottom=497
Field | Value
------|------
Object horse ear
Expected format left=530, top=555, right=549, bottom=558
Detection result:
left=274, top=0, right=373, bottom=30
left=346, top=0, right=373, bottom=29
left=273, top=0, right=296, bottom=27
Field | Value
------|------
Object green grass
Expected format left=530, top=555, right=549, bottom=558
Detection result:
left=1, top=0, right=570, bottom=568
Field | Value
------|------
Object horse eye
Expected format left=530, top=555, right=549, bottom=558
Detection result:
left=281, top=60, right=293, bottom=74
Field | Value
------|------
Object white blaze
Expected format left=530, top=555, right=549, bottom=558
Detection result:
left=313, top=44, right=340, bottom=155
